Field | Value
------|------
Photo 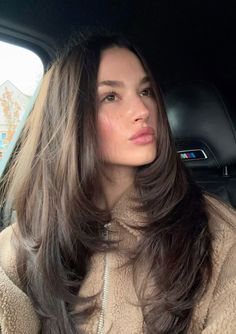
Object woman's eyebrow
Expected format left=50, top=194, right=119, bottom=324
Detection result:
left=140, top=76, right=150, bottom=85
left=98, top=80, right=124, bottom=88
left=97, top=76, right=150, bottom=88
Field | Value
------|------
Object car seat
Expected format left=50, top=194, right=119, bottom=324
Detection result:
left=164, top=81, right=236, bottom=208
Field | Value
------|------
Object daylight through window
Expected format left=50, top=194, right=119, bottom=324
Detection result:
left=0, top=41, right=44, bottom=171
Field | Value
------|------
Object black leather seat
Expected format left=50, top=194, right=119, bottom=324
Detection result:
left=164, top=81, right=236, bottom=207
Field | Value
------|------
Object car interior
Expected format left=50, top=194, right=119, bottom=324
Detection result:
left=165, top=81, right=236, bottom=207
left=0, top=0, right=236, bottom=228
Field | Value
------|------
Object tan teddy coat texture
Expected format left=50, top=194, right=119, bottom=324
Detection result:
left=1, top=193, right=236, bottom=333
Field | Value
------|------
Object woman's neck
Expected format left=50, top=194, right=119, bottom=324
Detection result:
left=97, top=165, right=135, bottom=210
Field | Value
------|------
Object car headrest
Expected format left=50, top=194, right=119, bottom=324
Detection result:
left=164, top=82, right=236, bottom=168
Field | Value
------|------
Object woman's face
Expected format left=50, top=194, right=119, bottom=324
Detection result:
left=97, top=47, right=158, bottom=169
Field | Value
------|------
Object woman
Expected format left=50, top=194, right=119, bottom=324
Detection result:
left=0, top=33, right=236, bottom=334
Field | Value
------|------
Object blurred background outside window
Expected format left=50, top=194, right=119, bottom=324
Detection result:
left=0, top=41, right=44, bottom=162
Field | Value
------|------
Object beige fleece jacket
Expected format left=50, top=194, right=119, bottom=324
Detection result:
left=1, top=193, right=236, bottom=333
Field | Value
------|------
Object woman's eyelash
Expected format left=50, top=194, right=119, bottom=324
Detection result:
left=99, top=87, right=154, bottom=103
left=101, top=91, right=117, bottom=103
left=140, top=87, right=154, bottom=96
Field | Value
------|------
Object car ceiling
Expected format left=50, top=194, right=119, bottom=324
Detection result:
left=0, top=0, right=236, bottom=108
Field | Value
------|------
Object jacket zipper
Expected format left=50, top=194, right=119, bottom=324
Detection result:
left=96, top=223, right=111, bottom=334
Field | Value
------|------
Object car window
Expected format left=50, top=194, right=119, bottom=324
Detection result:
left=0, top=41, right=44, bottom=177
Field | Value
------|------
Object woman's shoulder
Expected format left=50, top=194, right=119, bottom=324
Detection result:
left=204, top=194, right=236, bottom=239
left=0, top=223, right=17, bottom=249
left=191, top=195, right=236, bottom=332
left=204, top=194, right=236, bottom=291
left=0, top=224, right=41, bottom=333
left=0, top=252, right=40, bottom=333
left=0, top=223, right=20, bottom=286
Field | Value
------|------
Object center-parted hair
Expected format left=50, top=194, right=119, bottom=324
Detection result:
left=3, top=32, right=212, bottom=333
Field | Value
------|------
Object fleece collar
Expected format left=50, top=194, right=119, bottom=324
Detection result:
left=110, top=186, right=147, bottom=240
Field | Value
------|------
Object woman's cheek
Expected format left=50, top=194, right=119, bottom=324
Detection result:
left=97, top=115, right=116, bottom=159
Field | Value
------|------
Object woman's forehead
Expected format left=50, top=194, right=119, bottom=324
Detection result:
left=98, top=47, right=146, bottom=83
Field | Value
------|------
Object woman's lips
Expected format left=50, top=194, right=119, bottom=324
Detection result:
left=129, top=127, right=155, bottom=145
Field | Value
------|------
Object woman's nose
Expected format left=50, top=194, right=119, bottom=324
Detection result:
left=131, top=97, right=150, bottom=123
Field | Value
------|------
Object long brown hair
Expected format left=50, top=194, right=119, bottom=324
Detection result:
left=2, top=33, right=212, bottom=333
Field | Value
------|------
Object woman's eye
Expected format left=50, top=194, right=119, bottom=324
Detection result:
left=140, top=87, right=153, bottom=97
left=102, top=92, right=118, bottom=103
